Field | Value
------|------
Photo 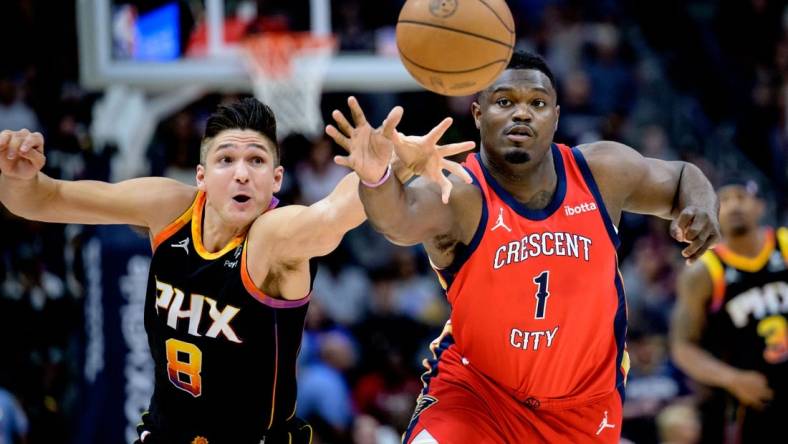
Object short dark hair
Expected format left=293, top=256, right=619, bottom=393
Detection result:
left=506, top=50, right=557, bottom=91
left=201, top=97, right=279, bottom=164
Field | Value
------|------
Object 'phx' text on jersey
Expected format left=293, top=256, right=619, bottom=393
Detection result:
left=434, top=145, right=628, bottom=406
left=143, top=192, right=309, bottom=444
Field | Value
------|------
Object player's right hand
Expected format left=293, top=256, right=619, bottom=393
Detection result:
left=726, top=370, right=774, bottom=410
left=670, top=205, right=720, bottom=264
left=388, top=119, right=475, bottom=204
left=0, top=129, right=46, bottom=180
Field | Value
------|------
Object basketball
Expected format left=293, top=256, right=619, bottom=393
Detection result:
left=396, top=0, right=515, bottom=96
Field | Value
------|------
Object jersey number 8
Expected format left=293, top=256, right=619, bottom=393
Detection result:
left=166, top=338, right=203, bottom=397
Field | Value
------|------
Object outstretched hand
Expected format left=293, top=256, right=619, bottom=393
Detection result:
left=326, top=96, right=402, bottom=185
left=0, top=129, right=46, bottom=180
left=326, top=97, right=476, bottom=204
left=389, top=118, right=475, bottom=203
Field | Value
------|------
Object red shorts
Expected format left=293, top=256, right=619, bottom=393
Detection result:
left=404, top=341, right=623, bottom=444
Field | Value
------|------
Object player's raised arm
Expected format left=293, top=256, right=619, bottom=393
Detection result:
left=0, top=129, right=194, bottom=231
left=580, top=141, right=720, bottom=263
left=328, top=96, right=478, bottom=249
left=670, top=260, right=774, bottom=409
left=249, top=171, right=365, bottom=263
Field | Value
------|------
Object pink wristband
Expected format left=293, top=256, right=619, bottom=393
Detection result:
left=361, top=164, right=392, bottom=188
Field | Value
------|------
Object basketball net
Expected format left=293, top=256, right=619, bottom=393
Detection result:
left=243, top=33, right=336, bottom=139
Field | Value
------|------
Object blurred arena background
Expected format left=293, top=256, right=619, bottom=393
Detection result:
left=0, top=0, right=786, bottom=443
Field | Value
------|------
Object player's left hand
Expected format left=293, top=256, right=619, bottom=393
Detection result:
left=387, top=118, right=475, bottom=204
left=327, top=96, right=401, bottom=185
left=670, top=205, right=721, bottom=264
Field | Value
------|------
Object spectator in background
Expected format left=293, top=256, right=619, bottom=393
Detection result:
left=352, top=268, right=425, bottom=432
left=352, top=414, right=400, bottom=444
left=621, top=231, right=679, bottom=333
left=656, top=403, right=701, bottom=444
left=541, top=5, right=585, bottom=81
left=312, top=247, right=371, bottom=326
left=622, top=331, right=691, bottom=444
left=44, top=113, right=89, bottom=181
left=161, top=111, right=201, bottom=184
left=344, top=222, right=398, bottom=270
left=296, top=135, right=349, bottom=204
left=0, top=77, right=39, bottom=133
left=557, top=69, right=601, bottom=145
left=390, top=248, right=446, bottom=325
left=0, top=387, right=28, bottom=444
left=2, top=243, right=66, bottom=313
left=584, top=23, right=635, bottom=116
left=353, top=349, right=422, bottom=434
left=147, top=110, right=202, bottom=183
left=276, top=133, right=312, bottom=204
left=333, top=0, right=375, bottom=52
left=0, top=240, right=75, bottom=444
left=297, top=330, right=356, bottom=442
left=353, top=267, right=429, bottom=362
left=638, top=124, right=678, bottom=161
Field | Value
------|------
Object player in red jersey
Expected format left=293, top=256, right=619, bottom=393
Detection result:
left=326, top=51, right=721, bottom=443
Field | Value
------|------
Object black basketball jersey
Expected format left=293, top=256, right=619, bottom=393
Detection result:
left=143, top=191, right=310, bottom=444
left=698, top=226, right=788, bottom=442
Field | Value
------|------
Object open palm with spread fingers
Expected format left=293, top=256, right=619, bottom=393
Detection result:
left=326, top=96, right=475, bottom=203
left=0, top=129, right=46, bottom=180
left=326, top=96, right=400, bottom=185
left=388, top=118, right=474, bottom=203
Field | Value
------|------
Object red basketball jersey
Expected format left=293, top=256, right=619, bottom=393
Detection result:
left=434, top=144, right=628, bottom=406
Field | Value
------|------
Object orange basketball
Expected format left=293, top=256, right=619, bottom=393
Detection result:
left=396, top=0, right=515, bottom=96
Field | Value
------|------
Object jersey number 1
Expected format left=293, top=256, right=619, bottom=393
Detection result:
left=166, top=338, right=203, bottom=397
left=533, top=271, right=550, bottom=319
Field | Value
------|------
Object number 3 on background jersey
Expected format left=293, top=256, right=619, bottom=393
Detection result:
left=166, top=338, right=203, bottom=397
left=533, top=271, right=550, bottom=319
left=757, top=315, right=788, bottom=364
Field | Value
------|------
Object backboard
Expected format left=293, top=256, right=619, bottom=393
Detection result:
left=77, top=0, right=420, bottom=93
left=77, top=0, right=422, bottom=181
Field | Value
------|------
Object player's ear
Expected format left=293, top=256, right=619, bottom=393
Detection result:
left=471, top=101, right=482, bottom=129
left=554, top=105, right=560, bottom=132
left=272, top=165, right=284, bottom=193
left=196, top=164, right=206, bottom=191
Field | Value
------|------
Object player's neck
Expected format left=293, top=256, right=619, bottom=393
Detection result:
left=201, top=206, right=247, bottom=252
left=724, top=226, right=767, bottom=258
left=483, top=148, right=557, bottom=210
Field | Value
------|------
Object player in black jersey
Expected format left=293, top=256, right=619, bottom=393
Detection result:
left=0, top=97, right=473, bottom=444
left=671, top=180, right=787, bottom=443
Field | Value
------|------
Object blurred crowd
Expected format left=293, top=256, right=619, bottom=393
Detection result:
left=1, top=1, right=787, bottom=443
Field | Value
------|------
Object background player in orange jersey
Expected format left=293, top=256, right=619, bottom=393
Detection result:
left=0, top=97, right=473, bottom=444
left=671, top=180, right=787, bottom=443
left=326, top=50, right=721, bottom=444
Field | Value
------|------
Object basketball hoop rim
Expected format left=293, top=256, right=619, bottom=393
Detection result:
left=243, top=32, right=338, bottom=79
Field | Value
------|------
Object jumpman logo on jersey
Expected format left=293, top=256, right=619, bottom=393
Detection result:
left=596, top=410, right=615, bottom=435
left=491, top=208, right=512, bottom=232
left=171, top=238, right=190, bottom=254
